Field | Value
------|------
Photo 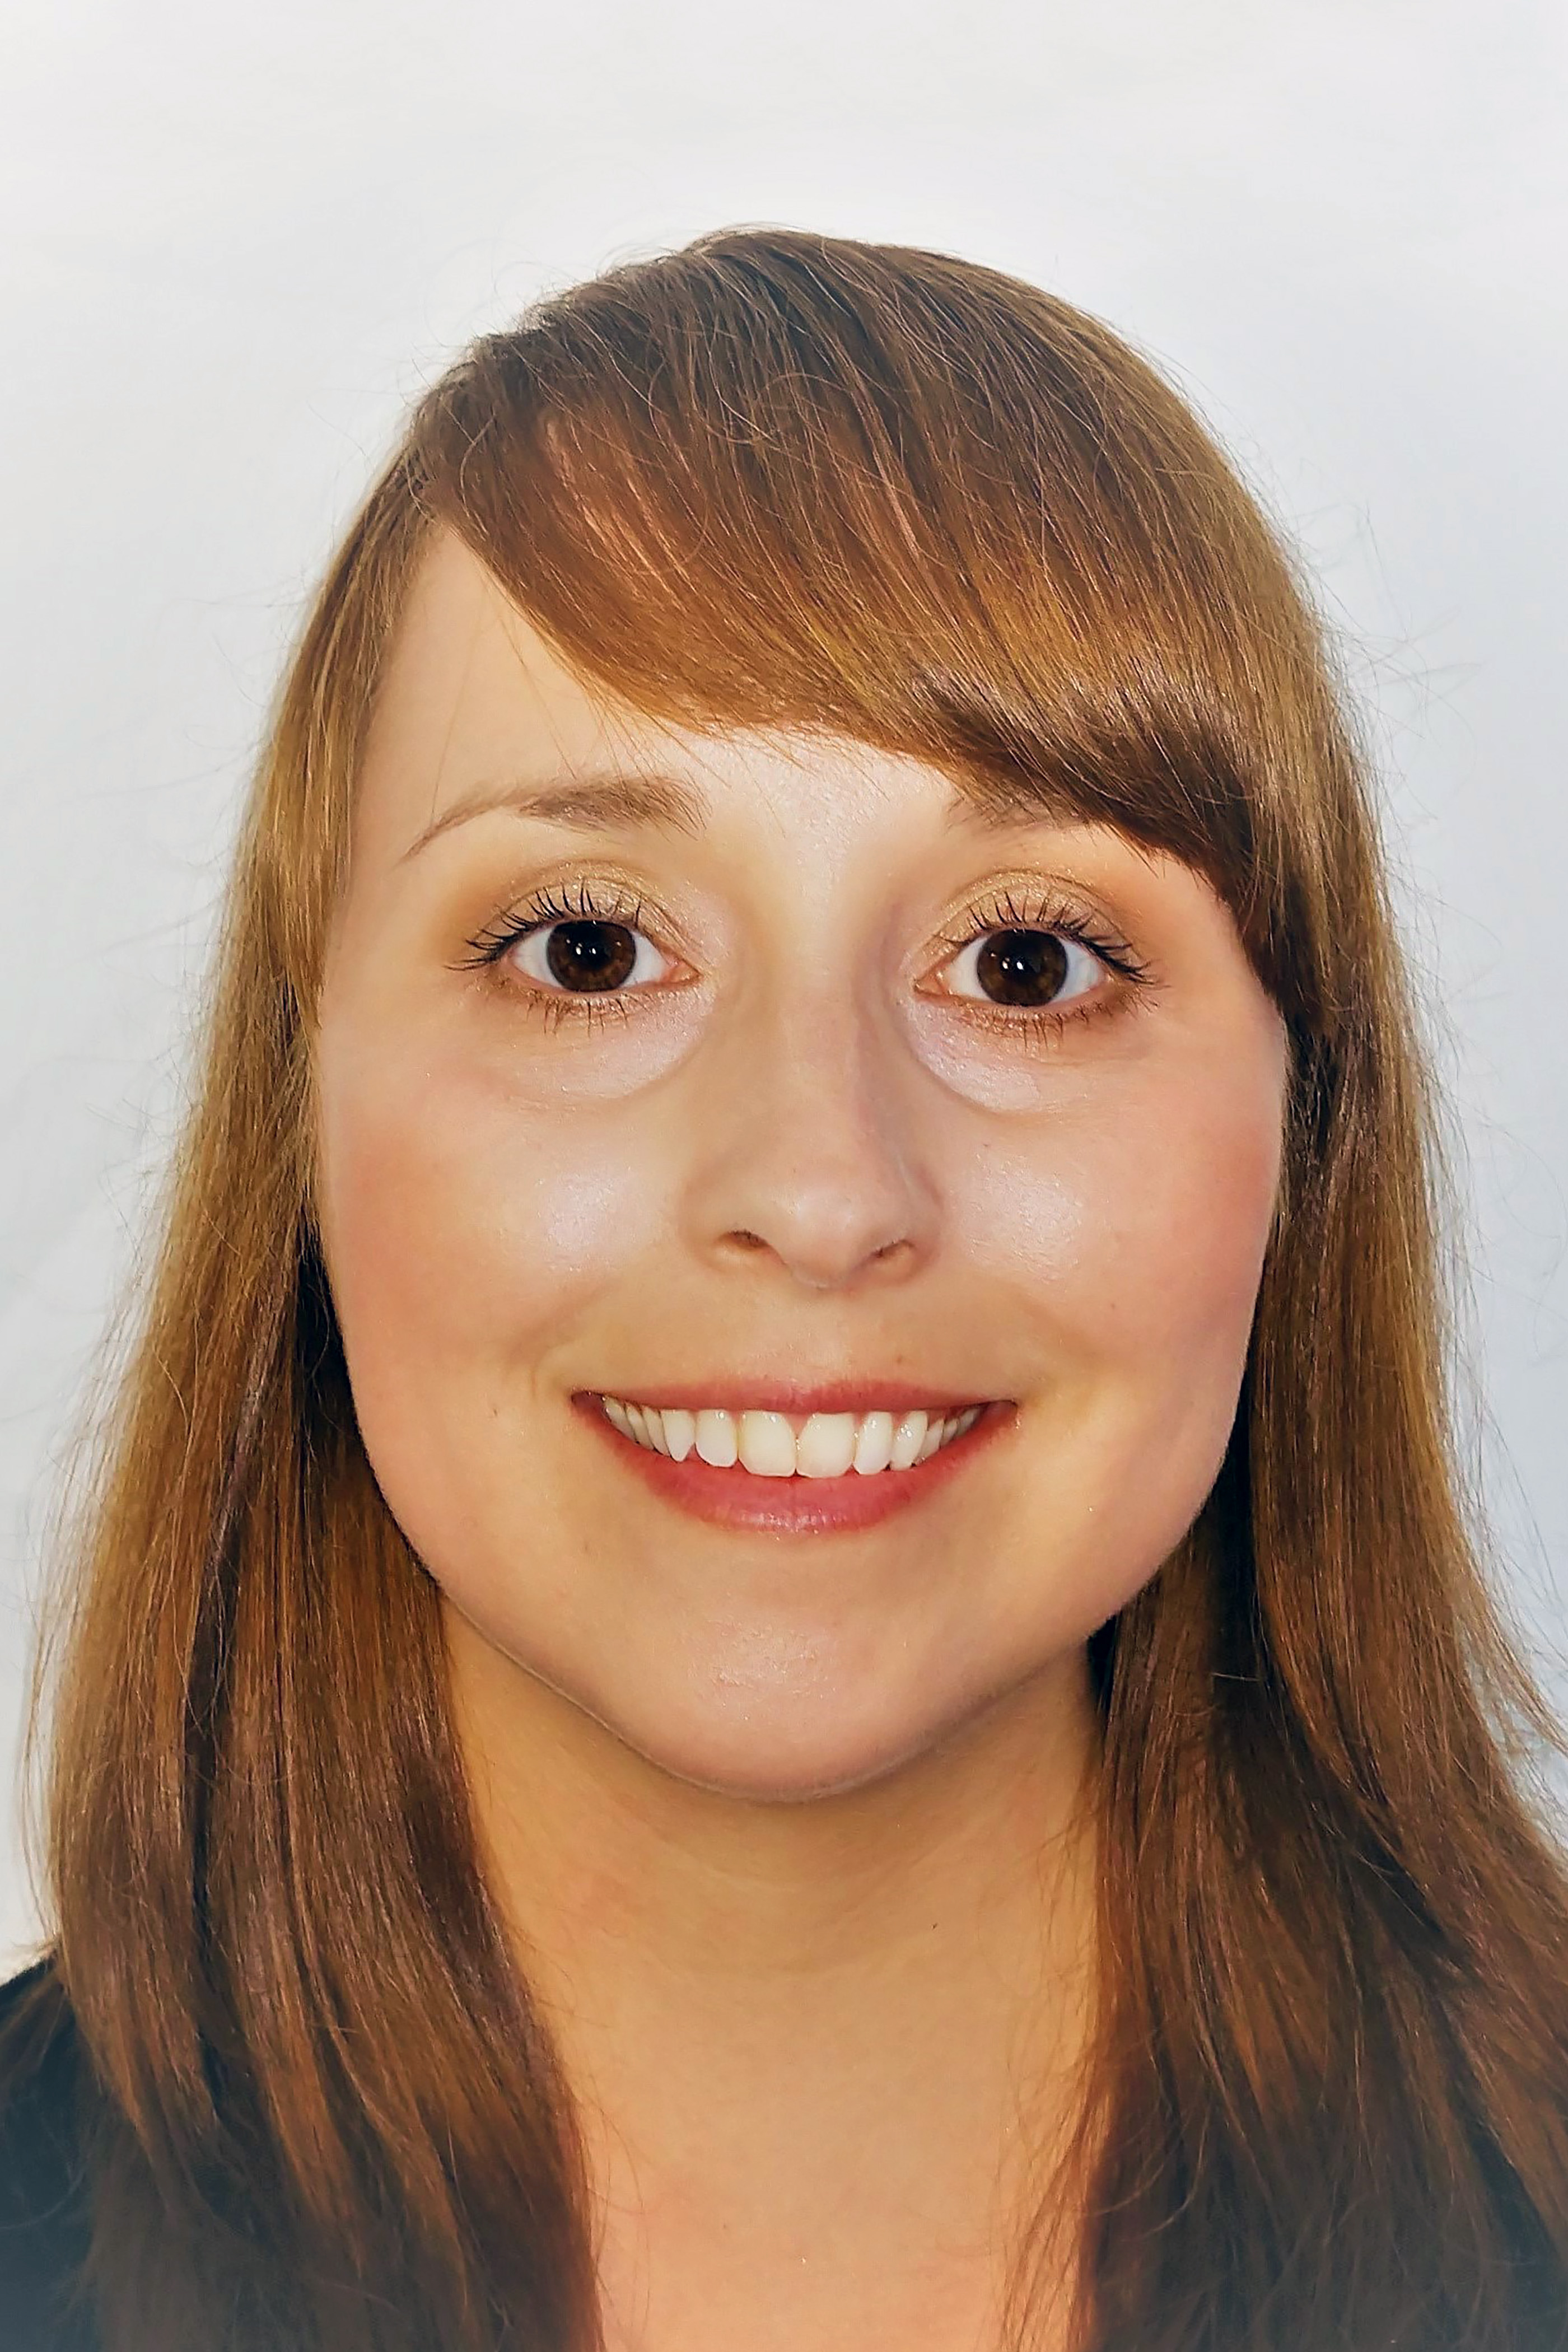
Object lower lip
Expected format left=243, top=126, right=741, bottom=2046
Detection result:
left=572, top=1396, right=1013, bottom=1533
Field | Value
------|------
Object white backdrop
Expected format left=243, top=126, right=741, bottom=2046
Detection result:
left=2, top=0, right=1564, bottom=1966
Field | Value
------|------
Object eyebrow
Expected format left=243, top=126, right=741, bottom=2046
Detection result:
left=398, top=762, right=1070, bottom=862
left=400, top=771, right=710, bottom=861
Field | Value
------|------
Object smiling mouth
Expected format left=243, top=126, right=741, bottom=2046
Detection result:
left=594, top=1396, right=995, bottom=1478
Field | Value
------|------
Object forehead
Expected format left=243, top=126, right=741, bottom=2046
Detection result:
left=362, top=528, right=646, bottom=811
left=353, top=528, right=1080, bottom=872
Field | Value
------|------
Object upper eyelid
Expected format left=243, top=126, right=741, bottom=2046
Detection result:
left=931, top=873, right=1138, bottom=941
left=457, top=875, right=677, bottom=969
left=926, top=884, right=1147, bottom=973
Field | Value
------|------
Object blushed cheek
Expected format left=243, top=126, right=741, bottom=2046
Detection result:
left=936, top=1078, right=1282, bottom=1645
left=315, top=1044, right=668, bottom=1380
left=945, top=1074, right=1282, bottom=1376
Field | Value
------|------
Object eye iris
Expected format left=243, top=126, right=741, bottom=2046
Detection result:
left=544, top=920, right=638, bottom=992
left=974, top=928, right=1070, bottom=1007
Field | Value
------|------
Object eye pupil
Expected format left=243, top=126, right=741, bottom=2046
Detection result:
left=545, top=920, right=638, bottom=992
left=975, top=928, right=1070, bottom=1007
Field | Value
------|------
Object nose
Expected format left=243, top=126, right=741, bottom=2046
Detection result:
left=679, top=982, right=938, bottom=1292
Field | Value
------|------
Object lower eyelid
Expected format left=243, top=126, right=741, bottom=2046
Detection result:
left=917, top=993, right=1133, bottom=1067
left=922, top=962, right=1145, bottom=1046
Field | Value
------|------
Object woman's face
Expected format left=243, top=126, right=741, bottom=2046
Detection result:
left=314, top=529, right=1287, bottom=1799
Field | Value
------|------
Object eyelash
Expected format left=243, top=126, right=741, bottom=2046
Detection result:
left=454, top=878, right=1152, bottom=1041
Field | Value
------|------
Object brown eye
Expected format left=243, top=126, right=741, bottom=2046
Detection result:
left=510, top=916, right=671, bottom=997
left=974, top=930, right=1071, bottom=1006
left=543, top=920, right=638, bottom=992
left=942, top=926, right=1100, bottom=1011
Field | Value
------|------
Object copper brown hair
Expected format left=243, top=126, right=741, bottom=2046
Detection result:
left=12, top=227, right=1568, bottom=2350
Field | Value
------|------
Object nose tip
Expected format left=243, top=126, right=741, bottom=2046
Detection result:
left=718, top=1221, right=919, bottom=1291
left=684, top=1018, right=937, bottom=1293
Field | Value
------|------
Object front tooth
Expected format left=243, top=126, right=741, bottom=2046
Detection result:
left=738, top=1410, right=797, bottom=1477
left=852, top=1411, right=895, bottom=1474
left=889, top=1410, right=928, bottom=1469
left=662, top=1407, right=697, bottom=1462
left=694, top=1408, right=739, bottom=1467
left=796, top=1413, right=858, bottom=1478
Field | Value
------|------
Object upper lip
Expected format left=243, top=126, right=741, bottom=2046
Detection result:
left=577, top=1381, right=1003, bottom=1416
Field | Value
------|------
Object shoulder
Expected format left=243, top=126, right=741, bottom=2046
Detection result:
left=0, top=1957, right=100, bottom=2350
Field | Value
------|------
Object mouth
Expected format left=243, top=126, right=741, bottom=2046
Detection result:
left=573, top=1387, right=1013, bottom=1534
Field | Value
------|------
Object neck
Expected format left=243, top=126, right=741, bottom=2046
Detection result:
left=446, top=1609, right=1102, bottom=2352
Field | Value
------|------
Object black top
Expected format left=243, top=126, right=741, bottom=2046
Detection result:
left=0, top=1962, right=99, bottom=2351
left=5, top=1958, right=1566, bottom=2349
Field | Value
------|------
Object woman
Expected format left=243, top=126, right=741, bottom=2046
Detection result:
left=2, top=226, right=1566, bottom=2352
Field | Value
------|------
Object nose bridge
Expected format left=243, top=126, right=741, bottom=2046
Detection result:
left=680, top=964, right=936, bottom=1290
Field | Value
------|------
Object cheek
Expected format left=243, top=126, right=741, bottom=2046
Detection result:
left=945, top=1049, right=1282, bottom=1545
left=313, top=1030, right=663, bottom=1404
left=935, top=1060, right=1282, bottom=1659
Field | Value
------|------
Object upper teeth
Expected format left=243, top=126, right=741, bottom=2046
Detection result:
left=598, top=1398, right=984, bottom=1477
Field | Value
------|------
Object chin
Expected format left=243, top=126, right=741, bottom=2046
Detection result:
left=629, top=1728, right=923, bottom=1804
left=568, top=1656, right=1004, bottom=1805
